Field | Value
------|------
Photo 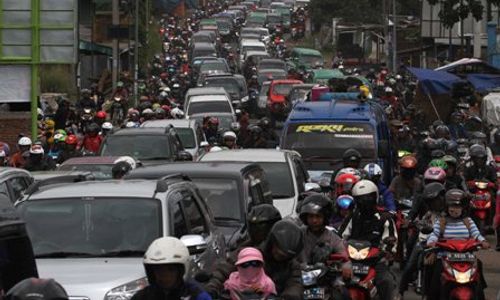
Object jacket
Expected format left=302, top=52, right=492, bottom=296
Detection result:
left=131, top=280, right=211, bottom=300
left=299, top=227, right=350, bottom=268
left=378, top=182, right=396, bottom=212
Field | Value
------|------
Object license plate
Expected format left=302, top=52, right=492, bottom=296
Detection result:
left=352, top=264, right=370, bottom=275
left=446, top=252, right=475, bottom=262
left=304, top=287, right=325, bottom=299
left=301, top=269, right=322, bottom=286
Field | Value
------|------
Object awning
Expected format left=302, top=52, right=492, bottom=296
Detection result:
left=79, top=40, right=112, bottom=56
left=466, top=74, right=500, bottom=93
left=407, top=67, right=462, bottom=95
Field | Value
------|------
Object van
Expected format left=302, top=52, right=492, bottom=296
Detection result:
left=289, top=47, right=324, bottom=70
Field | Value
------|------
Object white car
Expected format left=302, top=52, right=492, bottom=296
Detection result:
left=185, top=94, right=234, bottom=117
left=199, top=149, right=310, bottom=216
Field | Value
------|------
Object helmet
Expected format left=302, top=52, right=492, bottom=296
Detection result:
left=170, top=107, right=184, bottom=119
left=342, top=148, right=361, bottom=165
left=87, top=123, right=100, bottom=133
left=0, top=150, right=6, bottom=158
left=223, top=131, right=237, bottom=140
left=335, top=167, right=361, bottom=180
left=102, top=122, right=113, bottom=131
left=5, top=278, right=69, bottom=300
left=434, top=125, right=450, bottom=138
left=30, top=145, right=44, bottom=155
left=431, top=149, right=445, bottom=159
left=335, top=173, right=359, bottom=195
left=53, top=133, right=66, bottom=143
left=422, top=182, right=446, bottom=201
left=428, top=159, right=448, bottom=170
left=114, top=156, right=137, bottom=170
left=65, top=135, right=78, bottom=145
left=250, top=125, right=262, bottom=135
left=363, top=163, right=382, bottom=179
left=95, top=111, right=107, bottom=120
left=352, top=180, right=379, bottom=210
left=384, top=86, right=393, bottom=93
left=210, top=146, right=223, bottom=152
left=143, top=236, right=190, bottom=276
left=442, top=155, right=457, bottom=167
left=445, top=189, right=468, bottom=215
left=299, top=194, right=333, bottom=225
left=18, top=137, right=32, bottom=146
left=267, top=220, right=304, bottom=258
left=112, top=161, right=133, bottom=178
left=494, top=130, right=500, bottom=143
left=400, top=155, right=417, bottom=169
left=259, top=117, right=271, bottom=127
left=126, top=121, right=138, bottom=128
left=336, top=194, right=355, bottom=210
left=248, top=204, right=282, bottom=225
left=469, top=144, right=486, bottom=159
left=444, top=140, right=458, bottom=154
left=424, top=167, right=446, bottom=183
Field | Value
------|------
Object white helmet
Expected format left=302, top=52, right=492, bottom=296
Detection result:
left=143, top=237, right=190, bottom=272
left=352, top=179, right=379, bottom=200
left=223, top=131, right=237, bottom=140
left=126, top=121, right=138, bottom=128
left=18, top=137, right=32, bottom=146
left=102, top=122, right=113, bottom=130
left=363, top=163, right=382, bottom=178
left=114, top=156, right=137, bottom=170
left=29, top=145, right=44, bottom=155
left=385, top=86, right=393, bottom=93
left=210, top=146, right=223, bottom=152
left=170, top=107, right=184, bottom=119
left=0, top=150, right=5, bottom=158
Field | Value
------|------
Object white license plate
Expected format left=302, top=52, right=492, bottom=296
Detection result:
left=304, top=287, right=325, bottom=299
left=353, top=264, right=370, bottom=275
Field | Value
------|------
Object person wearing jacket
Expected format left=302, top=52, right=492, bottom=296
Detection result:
left=364, top=163, right=396, bottom=213
left=340, top=180, right=397, bottom=300
left=131, top=237, right=211, bottom=300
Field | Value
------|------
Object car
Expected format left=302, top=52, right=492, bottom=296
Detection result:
left=0, top=167, right=33, bottom=203
left=198, top=58, right=231, bottom=76
left=246, top=12, right=267, bottom=27
left=289, top=47, right=325, bottom=70
left=265, top=12, right=283, bottom=33
left=243, top=51, right=271, bottom=70
left=98, top=127, right=192, bottom=165
left=258, top=58, right=287, bottom=72
left=257, top=81, right=272, bottom=113
left=191, top=31, right=216, bottom=46
left=141, top=119, right=207, bottom=160
left=201, top=73, right=248, bottom=107
left=199, top=149, right=310, bottom=217
left=16, top=175, right=226, bottom=300
left=288, top=83, right=316, bottom=104
left=185, top=94, right=234, bottom=117
left=266, top=79, right=303, bottom=121
left=56, top=156, right=132, bottom=180
left=126, top=162, right=274, bottom=244
left=239, top=40, right=267, bottom=65
left=190, top=43, right=217, bottom=62
left=309, top=68, right=345, bottom=84
left=257, top=68, right=287, bottom=86
left=184, top=87, right=231, bottom=107
left=240, top=27, right=270, bottom=43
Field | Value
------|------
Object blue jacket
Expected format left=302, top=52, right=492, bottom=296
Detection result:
left=378, top=182, right=396, bottom=212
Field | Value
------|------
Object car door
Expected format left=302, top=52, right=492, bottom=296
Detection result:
left=7, top=175, right=32, bottom=203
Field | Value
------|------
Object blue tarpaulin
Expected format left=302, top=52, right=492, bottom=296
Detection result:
left=466, top=74, right=500, bottom=92
left=407, top=67, right=462, bottom=95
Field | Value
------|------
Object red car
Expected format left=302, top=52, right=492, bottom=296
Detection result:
left=267, top=79, right=303, bottom=121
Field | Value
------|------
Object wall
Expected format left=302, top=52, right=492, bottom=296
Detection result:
left=0, top=112, right=31, bottom=152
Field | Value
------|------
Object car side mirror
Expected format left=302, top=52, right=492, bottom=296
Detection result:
left=177, top=151, right=193, bottom=161
left=378, top=140, right=389, bottom=158
left=181, top=234, right=208, bottom=255
left=304, top=182, right=321, bottom=193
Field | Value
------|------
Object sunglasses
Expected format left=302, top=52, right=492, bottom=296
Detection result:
left=239, top=260, right=262, bottom=268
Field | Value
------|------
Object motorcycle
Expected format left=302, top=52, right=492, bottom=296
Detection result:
left=395, top=198, right=414, bottom=269
left=301, top=255, right=348, bottom=300
left=110, top=96, right=125, bottom=126
left=424, top=239, right=483, bottom=299
left=467, top=180, right=494, bottom=234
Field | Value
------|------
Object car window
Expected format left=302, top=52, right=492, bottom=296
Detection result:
left=0, top=181, right=10, bottom=199
left=292, top=157, right=307, bottom=193
left=8, top=177, right=29, bottom=201
left=181, top=192, right=208, bottom=235
left=246, top=169, right=273, bottom=207
left=171, top=201, right=189, bottom=238
left=196, top=126, right=206, bottom=144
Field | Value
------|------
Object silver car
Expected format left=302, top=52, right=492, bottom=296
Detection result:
left=16, top=177, right=226, bottom=300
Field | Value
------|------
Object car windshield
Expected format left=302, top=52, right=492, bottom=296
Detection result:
left=205, top=78, right=241, bottom=96
left=258, top=72, right=286, bottom=84
left=188, top=101, right=232, bottom=115
left=18, top=198, right=162, bottom=257
left=243, top=46, right=266, bottom=53
left=193, top=36, right=212, bottom=43
left=289, top=88, right=310, bottom=102
left=258, top=162, right=294, bottom=198
left=200, top=62, right=228, bottom=73
left=301, top=54, right=324, bottom=66
left=193, top=49, right=216, bottom=59
left=101, top=135, right=171, bottom=160
left=57, top=164, right=113, bottom=180
left=267, top=16, right=282, bottom=23
left=176, top=128, right=196, bottom=148
left=259, top=62, right=284, bottom=70
left=283, top=122, right=376, bottom=170
left=273, top=83, right=294, bottom=96
left=191, top=178, right=242, bottom=221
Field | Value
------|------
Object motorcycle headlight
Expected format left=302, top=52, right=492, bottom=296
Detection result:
left=104, top=278, right=148, bottom=300
left=475, top=182, right=488, bottom=189
left=348, top=245, right=370, bottom=260
left=453, top=269, right=472, bottom=284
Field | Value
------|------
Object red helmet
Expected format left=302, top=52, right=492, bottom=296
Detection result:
left=335, top=173, right=359, bottom=196
left=160, top=72, right=168, bottom=80
left=65, top=135, right=78, bottom=145
left=400, top=155, right=417, bottom=169
left=161, top=105, right=171, bottom=113
left=96, top=111, right=106, bottom=120
left=424, top=167, right=446, bottom=183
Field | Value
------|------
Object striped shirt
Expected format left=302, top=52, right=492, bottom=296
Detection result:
left=427, top=217, right=485, bottom=245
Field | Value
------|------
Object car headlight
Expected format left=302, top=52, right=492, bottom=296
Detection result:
left=348, top=245, right=370, bottom=260
left=453, top=269, right=472, bottom=284
left=241, top=96, right=249, bottom=103
left=104, top=278, right=148, bottom=300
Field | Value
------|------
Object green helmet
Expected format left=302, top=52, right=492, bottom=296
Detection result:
left=429, top=158, right=448, bottom=170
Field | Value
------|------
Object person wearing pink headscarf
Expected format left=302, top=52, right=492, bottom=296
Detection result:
left=224, top=247, right=276, bottom=299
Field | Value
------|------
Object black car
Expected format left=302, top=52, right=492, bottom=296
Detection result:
left=126, top=161, right=274, bottom=245
left=0, top=167, right=33, bottom=203
left=98, top=126, right=192, bottom=165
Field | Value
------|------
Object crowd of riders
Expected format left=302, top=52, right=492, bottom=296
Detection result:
left=1, top=0, right=500, bottom=299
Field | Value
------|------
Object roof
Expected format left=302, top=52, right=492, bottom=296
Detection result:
left=200, top=149, right=288, bottom=163
left=190, top=95, right=230, bottom=102
left=407, top=67, right=462, bottom=95
left=257, top=69, right=287, bottom=75
left=245, top=51, right=270, bottom=57
left=312, top=69, right=345, bottom=79
left=141, top=119, right=195, bottom=129
left=271, top=79, right=303, bottom=85
left=288, top=99, right=376, bottom=121
left=241, top=40, right=266, bottom=46
left=186, top=87, right=227, bottom=97
left=192, top=43, right=216, bottom=50
left=0, top=167, right=31, bottom=179
left=126, top=162, right=261, bottom=180
left=59, top=156, right=121, bottom=166
left=110, top=127, right=171, bottom=136
left=23, top=180, right=160, bottom=200
left=292, top=48, right=322, bottom=56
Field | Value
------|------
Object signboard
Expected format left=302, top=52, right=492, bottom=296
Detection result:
left=0, top=66, right=31, bottom=103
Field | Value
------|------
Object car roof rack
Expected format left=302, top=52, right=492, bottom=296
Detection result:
left=24, top=172, right=95, bottom=197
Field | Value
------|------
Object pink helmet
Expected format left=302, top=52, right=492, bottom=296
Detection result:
left=424, top=167, right=446, bottom=183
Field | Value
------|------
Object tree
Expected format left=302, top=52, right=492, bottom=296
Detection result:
left=309, top=0, right=381, bottom=29
left=426, top=0, right=483, bottom=29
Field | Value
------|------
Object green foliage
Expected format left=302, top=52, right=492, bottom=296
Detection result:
left=309, top=0, right=381, bottom=28
left=427, top=0, right=484, bottom=29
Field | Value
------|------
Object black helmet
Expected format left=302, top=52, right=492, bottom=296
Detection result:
left=469, top=144, right=486, bottom=159
left=342, top=148, right=361, bottom=164
left=422, top=182, right=446, bottom=200
left=112, top=161, right=132, bottom=178
left=434, top=125, right=450, bottom=139
left=444, top=140, right=458, bottom=154
left=267, top=220, right=304, bottom=259
left=431, top=149, right=445, bottom=159
left=445, top=189, right=468, bottom=212
left=250, top=125, right=262, bottom=135
left=432, top=120, right=444, bottom=130
left=86, top=122, right=100, bottom=133
left=298, top=194, right=333, bottom=225
left=259, top=117, right=271, bottom=128
left=423, top=137, right=439, bottom=151
left=6, top=278, right=68, bottom=300
left=248, top=204, right=282, bottom=225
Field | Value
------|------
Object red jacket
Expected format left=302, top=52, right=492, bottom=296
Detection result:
left=81, top=135, right=103, bottom=153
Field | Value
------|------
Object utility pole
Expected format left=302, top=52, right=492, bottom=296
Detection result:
left=133, top=0, right=139, bottom=107
left=112, top=0, right=119, bottom=91
left=392, top=0, right=397, bottom=73
left=382, top=0, right=388, bottom=64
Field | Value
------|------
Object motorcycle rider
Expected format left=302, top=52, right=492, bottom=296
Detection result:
left=248, top=126, right=268, bottom=149
left=221, top=131, right=239, bottom=150
left=330, top=194, right=355, bottom=230
left=341, top=148, right=362, bottom=170
left=24, top=144, right=56, bottom=171
left=76, top=88, right=96, bottom=113
left=131, top=237, right=211, bottom=300
left=10, top=137, right=32, bottom=168
left=57, top=135, right=80, bottom=164
left=425, top=189, right=489, bottom=300
left=442, top=155, right=467, bottom=191
left=5, top=278, right=69, bottom=300
left=80, top=123, right=103, bottom=155
left=0, top=149, right=7, bottom=166
left=464, top=144, right=497, bottom=184
left=341, top=180, right=397, bottom=300
left=364, top=163, right=396, bottom=214
left=389, top=156, right=422, bottom=202
left=259, top=118, right=279, bottom=147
